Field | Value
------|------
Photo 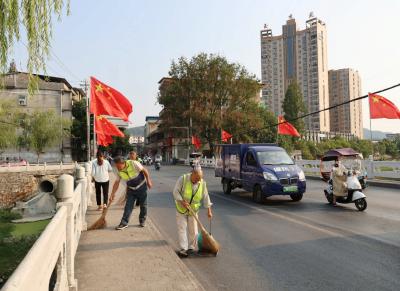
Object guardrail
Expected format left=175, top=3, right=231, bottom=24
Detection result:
left=0, top=162, right=78, bottom=173
left=2, top=164, right=92, bottom=291
left=184, top=158, right=400, bottom=180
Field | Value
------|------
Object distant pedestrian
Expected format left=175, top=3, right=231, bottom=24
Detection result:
left=109, top=156, right=153, bottom=229
left=92, top=151, right=113, bottom=211
left=173, top=166, right=213, bottom=257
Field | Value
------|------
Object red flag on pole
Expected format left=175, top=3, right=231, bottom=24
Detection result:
left=90, top=77, right=133, bottom=121
left=191, top=136, right=201, bottom=150
left=278, top=116, right=300, bottom=137
left=95, top=115, right=125, bottom=138
left=97, top=133, right=114, bottom=146
left=221, top=130, right=232, bottom=142
left=368, top=93, right=400, bottom=119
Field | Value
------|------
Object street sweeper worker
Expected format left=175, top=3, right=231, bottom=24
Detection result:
left=173, top=165, right=213, bottom=257
left=109, top=156, right=153, bottom=229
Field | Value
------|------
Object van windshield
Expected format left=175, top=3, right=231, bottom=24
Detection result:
left=257, top=150, right=294, bottom=165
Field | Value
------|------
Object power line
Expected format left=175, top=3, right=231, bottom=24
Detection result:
left=272, top=82, right=400, bottom=128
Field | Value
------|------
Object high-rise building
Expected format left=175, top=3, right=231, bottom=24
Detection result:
left=260, top=14, right=330, bottom=131
left=328, top=69, right=363, bottom=139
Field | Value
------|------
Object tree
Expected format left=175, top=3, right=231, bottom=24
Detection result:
left=0, top=101, right=19, bottom=156
left=25, top=110, right=70, bottom=163
left=0, top=0, right=70, bottom=93
left=159, top=53, right=264, bottom=154
left=100, top=128, right=133, bottom=157
left=282, top=82, right=307, bottom=134
left=71, top=99, right=88, bottom=161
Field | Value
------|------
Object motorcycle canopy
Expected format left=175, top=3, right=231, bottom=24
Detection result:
left=320, top=148, right=363, bottom=181
left=321, top=148, right=361, bottom=161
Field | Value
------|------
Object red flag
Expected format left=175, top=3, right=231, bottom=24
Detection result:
left=369, top=93, right=400, bottom=119
left=95, top=115, right=125, bottom=137
left=97, top=133, right=114, bottom=146
left=90, top=77, right=132, bottom=121
left=191, top=136, right=201, bottom=150
left=221, top=130, right=232, bottom=142
left=278, top=116, right=300, bottom=137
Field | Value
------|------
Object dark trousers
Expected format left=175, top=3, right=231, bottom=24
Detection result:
left=94, top=181, right=109, bottom=206
left=121, top=185, right=147, bottom=225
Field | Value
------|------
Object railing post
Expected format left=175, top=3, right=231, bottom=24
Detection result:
left=56, top=174, right=78, bottom=291
left=84, top=162, right=92, bottom=207
left=367, top=158, right=375, bottom=179
left=76, top=166, right=88, bottom=231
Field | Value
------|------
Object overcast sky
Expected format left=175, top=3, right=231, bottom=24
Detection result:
left=13, top=0, right=400, bottom=133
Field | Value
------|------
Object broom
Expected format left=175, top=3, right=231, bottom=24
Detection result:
left=187, top=206, right=220, bottom=255
left=88, top=193, right=116, bottom=230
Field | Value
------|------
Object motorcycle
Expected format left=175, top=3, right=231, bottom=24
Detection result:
left=154, top=161, right=161, bottom=171
left=324, top=169, right=367, bottom=211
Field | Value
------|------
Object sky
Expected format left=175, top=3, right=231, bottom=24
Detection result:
left=12, top=0, right=400, bottom=133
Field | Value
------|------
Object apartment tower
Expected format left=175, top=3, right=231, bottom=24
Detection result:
left=260, top=14, right=330, bottom=131
left=328, top=69, right=363, bottom=139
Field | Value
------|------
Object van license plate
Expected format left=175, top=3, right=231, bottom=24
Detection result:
left=283, top=186, right=298, bottom=193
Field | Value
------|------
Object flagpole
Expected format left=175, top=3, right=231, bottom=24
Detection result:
left=368, top=97, right=373, bottom=141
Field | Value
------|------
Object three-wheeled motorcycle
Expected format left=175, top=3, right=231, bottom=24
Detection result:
left=320, top=148, right=368, bottom=211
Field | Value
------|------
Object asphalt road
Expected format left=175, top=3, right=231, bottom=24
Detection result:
left=146, top=165, right=400, bottom=291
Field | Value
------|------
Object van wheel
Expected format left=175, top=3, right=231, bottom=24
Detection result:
left=253, top=185, right=263, bottom=204
left=290, top=193, right=303, bottom=202
left=222, top=179, right=232, bottom=195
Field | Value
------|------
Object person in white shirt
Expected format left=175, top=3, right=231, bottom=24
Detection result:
left=91, top=151, right=113, bottom=210
left=173, top=166, right=213, bottom=257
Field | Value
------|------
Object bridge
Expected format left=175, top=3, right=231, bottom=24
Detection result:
left=1, top=163, right=399, bottom=291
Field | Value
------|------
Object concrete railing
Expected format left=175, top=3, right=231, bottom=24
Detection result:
left=184, top=158, right=400, bottom=180
left=0, top=162, right=78, bottom=173
left=2, top=164, right=92, bottom=291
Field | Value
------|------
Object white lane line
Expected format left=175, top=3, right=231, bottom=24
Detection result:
left=211, top=192, right=344, bottom=238
left=211, top=192, right=400, bottom=248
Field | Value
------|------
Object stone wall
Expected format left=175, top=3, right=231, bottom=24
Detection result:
left=0, top=170, right=74, bottom=209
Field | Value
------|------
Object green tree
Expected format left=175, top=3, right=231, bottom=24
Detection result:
left=25, top=110, right=70, bottom=163
left=282, top=82, right=307, bottom=134
left=0, top=101, right=19, bottom=156
left=159, top=53, right=264, bottom=154
left=100, top=128, right=133, bottom=157
left=71, top=99, right=87, bottom=161
left=0, top=0, right=69, bottom=92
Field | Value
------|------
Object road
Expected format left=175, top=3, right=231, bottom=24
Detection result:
left=146, top=165, right=400, bottom=291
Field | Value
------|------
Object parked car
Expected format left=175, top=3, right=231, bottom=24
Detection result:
left=215, top=144, right=306, bottom=203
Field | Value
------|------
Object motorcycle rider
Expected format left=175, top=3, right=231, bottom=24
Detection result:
left=331, top=160, right=347, bottom=206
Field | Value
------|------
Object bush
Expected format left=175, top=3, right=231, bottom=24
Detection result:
left=0, top=210, right=22, bottom=223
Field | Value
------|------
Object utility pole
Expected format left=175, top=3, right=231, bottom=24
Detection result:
left=80, top=79, right=91, bottom=162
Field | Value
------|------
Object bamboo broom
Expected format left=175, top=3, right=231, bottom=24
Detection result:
left=88, top=194, right=117, bottom=230
left=187, top=206, right=220, bottom=255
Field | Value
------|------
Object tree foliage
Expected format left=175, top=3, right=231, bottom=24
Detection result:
left=0, top=101, right=18, bottom=154
left=71, top=99, right=87, bottom=161
left=0, top=0, right=70, bottom=92
left=282, top=82, right=307, bottom=134
left=158, top=53, right=274, bottom=153
left=23, top=110, right=70, bottom=162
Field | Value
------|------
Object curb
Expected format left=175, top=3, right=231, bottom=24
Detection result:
left=147, top=217, right=206, bottom=291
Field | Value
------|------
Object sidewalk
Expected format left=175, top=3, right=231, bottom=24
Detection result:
left=75, top=203, right=204, bottom=291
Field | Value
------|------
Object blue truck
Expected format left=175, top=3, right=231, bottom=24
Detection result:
left=215, top=144, right=306, bottom=203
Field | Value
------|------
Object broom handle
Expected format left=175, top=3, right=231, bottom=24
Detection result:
left=186, top=206, right=207, bottom=233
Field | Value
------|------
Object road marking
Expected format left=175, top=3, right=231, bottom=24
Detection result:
left=212, top=192, right=344, bottom=237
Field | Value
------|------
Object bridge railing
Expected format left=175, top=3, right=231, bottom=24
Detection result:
left=0, top=162, right=78, bottom=173
left=2, top=164, right=92, bottom=291
left=183, top=158, right=400, bottom=180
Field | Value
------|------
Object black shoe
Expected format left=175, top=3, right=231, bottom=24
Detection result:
left=115, top=224, right=128, bottom=230
left=139, top=221, right=145, bottom=227
left=178, top=249, right=188, bottom=258
left=187, top=249, right=195, bottom=255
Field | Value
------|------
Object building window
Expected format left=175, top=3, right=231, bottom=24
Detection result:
left=18, top=95, right=27, bottom=106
